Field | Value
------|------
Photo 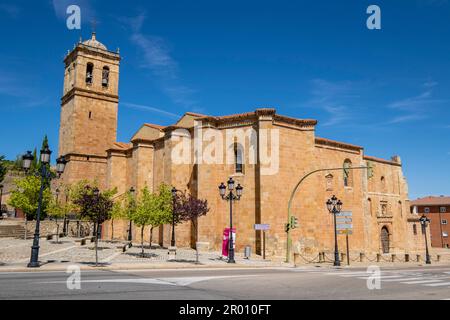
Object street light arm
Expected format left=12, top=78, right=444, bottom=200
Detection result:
left=286, top=166, right=368, bottom=263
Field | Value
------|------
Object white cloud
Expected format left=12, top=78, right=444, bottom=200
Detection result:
left=120, top=13, right=198, bottom=109
left=387, top=80, right=448, bottom=123
left=306, top=79, right=360, bottom=126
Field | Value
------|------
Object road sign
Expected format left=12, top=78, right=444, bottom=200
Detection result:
left=338, top=230, right=353, bottom=235
left=336, top=217, right=352, bottom=223
left=254, top=224, right=270, bottom=231
left=337, top=211, right=352, bottom=217
left=337, top=224, right=353, bottom=230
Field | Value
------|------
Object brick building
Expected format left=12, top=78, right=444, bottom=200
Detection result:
left=411, top=196, right=450, bottom=248
left=57, top=34, right=425, bottom=259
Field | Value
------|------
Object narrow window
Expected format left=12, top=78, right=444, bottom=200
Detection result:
left=102, top=66, right=110, bottom=87
left=399, top=201, right=402, bottom=217
left=381, top=176, right=386, bottom=192
left=234, top=143, right=243, bottom=174
left=86, top=62, right=94, bottom=84
left=413, top=224, right=417, bottom=235
left=343, top=159, right=353, bottom=187
left=368, top=198, right=372, bottom=216
left=88, top=111, right=92, bottom=119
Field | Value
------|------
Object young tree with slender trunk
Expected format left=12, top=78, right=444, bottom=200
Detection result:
left=73, top=186, right=113, bottom=266
left=178, top=193, right=210, bottom=263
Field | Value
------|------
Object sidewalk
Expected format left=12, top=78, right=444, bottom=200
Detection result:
left=1, top=236, right=450, bottom=273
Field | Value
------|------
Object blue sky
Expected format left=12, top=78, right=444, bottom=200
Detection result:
left=0, top=0, right=449, bottom=199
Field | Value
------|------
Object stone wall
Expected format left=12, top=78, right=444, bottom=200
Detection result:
left=24, top=220, right=93, bottom=238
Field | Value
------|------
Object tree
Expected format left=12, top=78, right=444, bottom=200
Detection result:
left=123, top=190, right=137, bottom=241
left=148, top=184, right=173, bottom=248
left=0, top=155, right=7, bottom=184
left=7, top=175, right=52, bottom=220
left=132, top=187, right=154, bottom=257
left=178, top=193, right=210, bottom=263
left=73, top=186, right=114, bottom=266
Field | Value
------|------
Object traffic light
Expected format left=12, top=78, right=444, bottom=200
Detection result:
left=366, top=161, right=374, bottom=179
left=290, top=216, right=299, bottom=229
left=285, top=223, right=291, bottom=232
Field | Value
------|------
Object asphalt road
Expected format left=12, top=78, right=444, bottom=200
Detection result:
left=1, top=265, right=450, bottom=300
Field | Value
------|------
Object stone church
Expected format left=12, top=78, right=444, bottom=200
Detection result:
left=58, top=33, right=426, bottom=259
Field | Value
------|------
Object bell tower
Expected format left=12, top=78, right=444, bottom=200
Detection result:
left=58, top=33, right=121, bottom=188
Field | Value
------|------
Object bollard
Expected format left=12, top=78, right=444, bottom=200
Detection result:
left=391, top=254, right=396, bottom=262
left=319, top=252, right=324, bottom=263
left=360, top=252, right=365, bottom=262
left=168, top=246, right=177, bottom=261
left=405, top=254, right=409, bottom=262
left=376, top=254, right=381, bottom=262
left=416, top=254, right=421, bottom=262
left=293, top=253, right=300, bottom=267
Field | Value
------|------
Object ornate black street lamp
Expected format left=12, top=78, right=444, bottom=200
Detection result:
left=128, top=187, right=135, bottom=242
left=23, top=146, right=66, bottom=268
left=419, top=215, right=431, bottom=264
left=326, top=195, right=343, bottom=267
left=218, top=178, right=243, bottom=263
left=171, top=187, right=178, bottom=247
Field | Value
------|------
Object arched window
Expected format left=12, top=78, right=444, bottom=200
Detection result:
left=86, top=63, right=94, bottom=84
left=234, top=143, right=243, bottom=173
left=343, top=159, right=353, bottom=187
left=102, top=66, right=110, bottom=87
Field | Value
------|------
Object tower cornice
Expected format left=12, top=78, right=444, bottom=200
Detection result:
left=61, top=87, right=119, bottom=105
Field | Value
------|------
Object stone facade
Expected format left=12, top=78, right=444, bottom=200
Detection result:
left=58, top=33, right=120, bottom=190
left=58, top=35, right=425, bottom=259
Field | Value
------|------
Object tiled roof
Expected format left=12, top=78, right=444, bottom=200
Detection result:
left=143, top=123, right=166, bottom=130
left=109, top=142, right=132, bottom=151
left=315, top=137, right=362, bottom=151
left=411, top=196, right=450, bottom=206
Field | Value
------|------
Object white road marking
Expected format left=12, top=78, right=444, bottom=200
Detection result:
left=424, top=282, right=450, bottom=287
left=36, top=275, right=261, bottom=287
left=401, top=279, right=444, bottom=284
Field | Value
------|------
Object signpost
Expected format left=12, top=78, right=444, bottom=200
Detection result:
left=336, top=211, right=352, bottom=265
left=254, top=224, right=270, bottom=259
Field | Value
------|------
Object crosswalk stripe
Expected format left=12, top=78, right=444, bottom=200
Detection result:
left=401, top=279, right=444, bottom=284
left=424, top=282, right=450, bottom=287
left=382, top=277, right=428, bottom=282
left=356, top=275, right=406, bottom=279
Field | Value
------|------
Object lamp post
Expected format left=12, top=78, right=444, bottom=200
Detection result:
left=218, top=178, right=243, bottom=263
left=128, top=187, right=135, bottom=242
left=171, top=187, right=178, bottom=247
left=420, top=215, right=431, bottom=264
left=326, top=195, right=343, bottom=267
left=24, top=147, right=66, bottom=268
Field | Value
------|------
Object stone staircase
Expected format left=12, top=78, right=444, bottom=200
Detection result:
left=0, top=223, right=27, bottom=239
